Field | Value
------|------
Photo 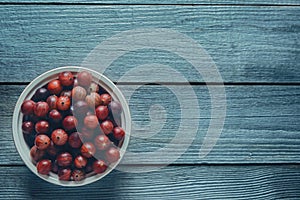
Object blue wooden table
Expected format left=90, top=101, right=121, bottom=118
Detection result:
left=1, top=1, right=300, bottom=199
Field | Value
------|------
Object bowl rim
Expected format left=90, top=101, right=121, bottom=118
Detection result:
left=12, top=66, right=131, bottom=186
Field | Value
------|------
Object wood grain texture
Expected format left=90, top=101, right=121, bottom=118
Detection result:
left=0, top=165, right=299, bottom=199
left=2, top=85, right=300, bottom=165
left=0, top=6, right=299, bottom=83
left=0, top=1, right=299, bottom=5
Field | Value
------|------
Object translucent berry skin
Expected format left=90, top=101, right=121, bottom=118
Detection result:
left=47, top=79, right=63, bottom=95
left=59, top=71, right=74, bottom=87
left=36, top=159, right=52, bottom=175
left=72, top=169, right=85, bottom=181
left=88, top=82, right=99, bottom=93
left=51, top=129, right=68, bottom=146
left=80, top=142, right=96, bottom=158
left=74, top=155, right=87, bottom=168
left=73, top=100, right=89, bottom=116
left=85, top=92, right=101, bottom=108
left=30, top=145, right=46, bottom=162
left=57, top=152, right=73, bottom=167
left=63, top=116, right=78, bottom=131
left=100, top=93, right=112, bottom=106
left=105, top=147, right=120, bottom=164
left=46, top=95, right=58, bottom=110
left=34, top=101, right=49, bottom=118
left=56, top=96, right=71, bottom=111
left=58, top=168, right=72, bottom=181
left=72, top=86, right=87, bottom=101
left=34, top=134, right=50, bottom=150
left=68, top=132, right=83, bottom=149
left=84, top=115, right=99, bottom=129
left=22, top=121, right=34, bottom=134
left=21, top=100, right=36, bottom=115
left=109, top=101, right=122, bottom=117
left=95, top=105, right=109, bottom=121
left=93, top=160, right=108, bottom=174
left=113, top=127, right=125, bottom=140
left=100, top=120, right=114, bottom=135
left=77, top=71, right=92, bottom=87
left=94, top=134, right=110, bottom=151
left=35, top=120, right=50, bottom=134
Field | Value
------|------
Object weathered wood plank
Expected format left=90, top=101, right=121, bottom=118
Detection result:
left=0, top=1, right=299, bottom=5
left=0, top=165, right=299, bottom=199
left=2, top=85, right=300, bottom=165
left=0, top=6, right=299, bottom=83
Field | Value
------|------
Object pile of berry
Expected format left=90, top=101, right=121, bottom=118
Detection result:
left=21, top=70, right=125, bottom=181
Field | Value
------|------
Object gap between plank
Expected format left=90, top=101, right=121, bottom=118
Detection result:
left=1, top=82, right=300, bottom=86
left=0, top=2, right=299, bottom=6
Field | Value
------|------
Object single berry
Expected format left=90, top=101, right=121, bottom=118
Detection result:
left=95, top=105, right=109, bottom=121
left=100, top=93, right=112, bottom=106
left=22, top=121, right=34, bottom=134
left=47, top=79, right=63, bottom=95
left=68, top=132, right=83, bottom=149
left=57, top=152, right=73, bottom=167
left=36, top=159, right=52, bottom=175
left=72, top=86, right=87, bottom=101
left=51, top=129, right=68, bottom=146
left=84, top=115, right=99, bottom=129
left=35, top=120, right=49, bottom=134
left=21, top=100, right=36, bottom=115
left=93, top=160, right=108, bottom=174
left=46, top=95, right=58, bottom=110
left=74, top=155, right=87, bottom=168
left=63, top=116, right=78, bottom=131
left=59, top=71, right=74, bottom=87
left=34, top=101, right=49, bottom=117
left=34, top=134, right=50, bottom=150
left=80, top=142, right=96, bottom=158
left=94, top=134, right=110, bottom=151
left=77, top=71, right=92, bottom=87
left=100, top=120, right=114, bottom=135
left=56, top=96, right=71, bottom=111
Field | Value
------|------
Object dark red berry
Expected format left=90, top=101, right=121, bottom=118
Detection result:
left=34, top=134, right=50, bottom=150
left=63, top=116, right=78, bottom=131
left=35, top=120, right=49, bottom=134
left=80, top=127, right=94, bottom=139
left=51, top=129, right=68, bottom=146
left=57, top=152, right=73, bottom=167
left=113, top=127, right=125, bottom=140
left=48, top=109, right=62, bottom=122
left=58, top=168, right=72, bottom=181
left=72, top=169, right=85, bottom=181
left=74, top=155, right=87, bottom=168
left=47, top=79, right=63, bottom=95
left=77, top=71, right=92, bottom=87
left=30, top=145, right=46, bottom=162
left=68, top=132, right=83, bottom=149
left=95, top=105, right=109, bottom=121
left=36, top=159, right=52, bottom=175
left=34, top=101, right=49, bottom=117
left=47, top=141, right=58, bottom=157
left=105, top=147, right=120, bottom=164
left=59, top=71, right=74, bottom=87
left=100, top=120, right=114, bottom=135
left=33, top=88, right=50, bottom=101
left=72, top=86, right=87, bottom=101
left=84, top=115, right=99, bottom=129
left=21, top=100, right=36, bottom=115
left=22, top=121, right=34, bottom=134
left=56, top=96, right=71, bottom=111
left=94, top=134, right=110, bottom=151
left=80, top=142, right=96, bottom=158
left=100, top=93, right=112, bottom=106
left=46, top=95, right=58, bottom=110
left=93, top=160, right=108, bottom=174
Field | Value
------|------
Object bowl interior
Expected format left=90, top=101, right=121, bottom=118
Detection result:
left=12, top=66, right=131, bottom=186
